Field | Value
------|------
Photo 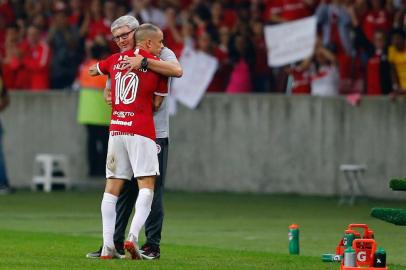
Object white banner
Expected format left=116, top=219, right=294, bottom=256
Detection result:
left=264, top=16, right=317, bottom=67
left=171, top=46, right=218, bottom=109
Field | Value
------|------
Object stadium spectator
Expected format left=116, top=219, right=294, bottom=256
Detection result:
left=197, top=31, right=230, bottom=93
left=226, top=33, right=254, bottom=93
left=354, top=22, right=392, bottom=95
left=162, top=6, right=184, bottom=58
left=68, top=0, right=85, bottom=28
left=316, top=0, right=357, bottom=93
left=128, top=0, right=165, bottom=28
left=0, top=0, right=15, bottom=26
left=389, top=28, right=406, bottom=95
left=316, top=0, right=355, bottom=63
left=310, top=41, right=340, bottom=96
left=19, top=25, right=50, bottom=90
left=80, top=0, right=112, bottom=47
left=210, top=1, right=236, bottom=30
left=251, top=19, right=271, bottom=92
left=192, top=3, right=219, bottom=43
left=2, top=24, right=23, bottom=90
left=367, top=30, right=392, bottom=95
left=287, top=60, right=312, bottom=95
left=393, top=0, right=406, bottom=29
left=0, top=10, right=7, bottom=61
left=103, top=0, right=118, bottom=26
left=0, top=71, right=11, bottom=195
left=76, top=44, right=110, bottom=177
left=48, top=7, right=81, bottom=89
left=31, top=13, right=49, bottom=40
left=264, top=0, right=313, bottom=93
left=266, top=0, right=315, bottom=23
left=362, top=0, right=392, bottom=43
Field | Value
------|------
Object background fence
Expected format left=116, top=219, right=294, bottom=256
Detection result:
left=4, top=92, right=406, bottom=199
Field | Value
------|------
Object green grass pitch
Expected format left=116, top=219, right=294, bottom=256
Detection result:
left=0, top=191, right=405, bottom=270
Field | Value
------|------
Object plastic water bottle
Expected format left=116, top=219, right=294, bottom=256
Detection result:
left=344, top=247, right=356, bottom=267
left=288, top=224, right=299, bottom=255
left=343, top=232, right=355, bottom=248
left=374, top=247, right=386, bottom=268
left=321, top=254, right=342, bottom=262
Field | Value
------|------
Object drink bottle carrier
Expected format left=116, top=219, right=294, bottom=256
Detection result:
left=323, top=224, right=388, bottom=270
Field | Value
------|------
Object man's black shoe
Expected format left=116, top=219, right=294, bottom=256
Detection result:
left=86, top=246, right=102, bottom=258
left=140, top=244, right=160, bottom=260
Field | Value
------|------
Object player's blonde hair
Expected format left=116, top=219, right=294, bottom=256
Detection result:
left=135, top=23, right=161, bottom=43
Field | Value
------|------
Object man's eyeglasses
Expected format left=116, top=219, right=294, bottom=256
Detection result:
left=112, top=29, right=135, bottom=42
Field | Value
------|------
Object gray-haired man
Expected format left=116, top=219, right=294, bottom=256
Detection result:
left=87, top=15, right=182, bottom=260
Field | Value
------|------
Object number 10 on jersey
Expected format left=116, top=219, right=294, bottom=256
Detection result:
left=115, top=72, right=139, bottom=105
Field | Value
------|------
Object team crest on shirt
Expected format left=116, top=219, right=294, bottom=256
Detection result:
left=156, top=143, right=161, bottom=154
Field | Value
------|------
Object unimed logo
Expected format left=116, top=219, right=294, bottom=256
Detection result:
left=357, top=251, right=367, bottom=262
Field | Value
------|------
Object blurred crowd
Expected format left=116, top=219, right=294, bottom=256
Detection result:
left=1, top=0, right=406, bottom=95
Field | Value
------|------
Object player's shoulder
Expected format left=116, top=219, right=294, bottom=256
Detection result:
left=138, top=49, right=160, bottom=60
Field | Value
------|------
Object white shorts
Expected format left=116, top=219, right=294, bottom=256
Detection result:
left=106, top=133, right=160, bottom=180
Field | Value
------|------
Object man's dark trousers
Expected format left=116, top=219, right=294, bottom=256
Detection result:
left=114, top=137, right=168, bottom=248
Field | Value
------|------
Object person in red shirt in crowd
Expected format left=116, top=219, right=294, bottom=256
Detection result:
left=68, top=0, right=86, bottom=27
left=286, top=59, right=311, bottom=94
left=80, top=0, right=112, bottom=47
left=266, top=0, right=315, bottom=23
left=88, top=22, right=168, bottom=259
left=365, top=30, right=392, bottom=95
left=162, top=6, right=184, bottom=58
left=317, top=1, right=365, bottom=94
left=19, top=25, right=50, bottom=90
left=197, top=31, right=231, bottom=92
left=2, top=24, right=23, bottom=90
left=0, top=0, right=15, bottom=26
left=362, top=0, right=392, bottom=42
left=0, top=10, right=9, bottom=60
left=210, top=1, right=237, bottom=29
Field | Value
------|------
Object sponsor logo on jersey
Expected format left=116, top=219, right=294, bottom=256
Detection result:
left=113, top=63, right=128, bottom=71
left=111, top=119, right=133, bottom=126
left=113, top=111, right=135, bottom=118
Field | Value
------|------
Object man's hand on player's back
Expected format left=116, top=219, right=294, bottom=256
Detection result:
left=122, top=55, right=143, bottom=75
